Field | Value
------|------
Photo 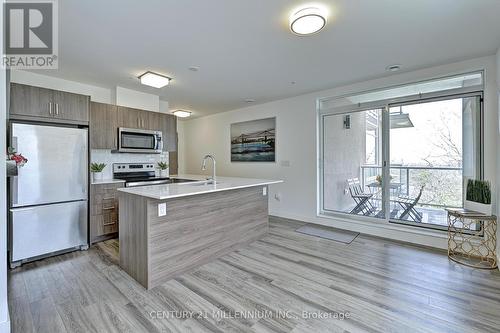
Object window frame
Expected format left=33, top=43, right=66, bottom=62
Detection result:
left=317, top=71, right=484, bottom=232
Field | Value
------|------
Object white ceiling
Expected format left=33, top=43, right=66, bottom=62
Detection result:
left=34, top=0, right=500, bottom=117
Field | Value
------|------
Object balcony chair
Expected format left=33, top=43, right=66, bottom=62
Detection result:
left=395, top=185, right=425, bottom=222
left=347, top=178, right=375, bottom=216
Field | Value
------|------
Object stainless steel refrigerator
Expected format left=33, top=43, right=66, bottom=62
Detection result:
left=9, top=122, right=88, bottom=267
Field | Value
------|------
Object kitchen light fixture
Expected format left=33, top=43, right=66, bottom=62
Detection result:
left=290, top=6, right=327, bottom=35
left=139, top=71, right=171, bottom=88
left=172, top=110, right=192, bottom=118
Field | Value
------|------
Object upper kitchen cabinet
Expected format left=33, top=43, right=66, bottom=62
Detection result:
left=146, top=111, right=161, bottom=131
left=161, top=114, right=177, bottom=151
left=9, top=83, right=89, bottom=124
left=52, top=90, right=90, bottom=122
left=117, top=106, right=151, bottom=130
left=10, top=83, right=54, bottom=119
left=90, top=102, right=118, bottom=149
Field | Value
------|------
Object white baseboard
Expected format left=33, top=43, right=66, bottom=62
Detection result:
left=269, top=210, right=448, bottom=250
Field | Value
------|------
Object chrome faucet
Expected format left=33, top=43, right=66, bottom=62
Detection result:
left=201, top=154, right=216, bottom=184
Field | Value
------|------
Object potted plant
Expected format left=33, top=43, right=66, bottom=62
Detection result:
left=6, top=147, right=28, bottom=177
left=464, top=178, right=492, bottom=215
left=375, top=174, right=393, bottom=185
left=157, top=161, right=169, bottom=178
left=90, top=163, right=106, bottom=182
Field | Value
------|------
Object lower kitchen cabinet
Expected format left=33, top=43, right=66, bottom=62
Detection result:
left=90, top=182, right=124, bottom=243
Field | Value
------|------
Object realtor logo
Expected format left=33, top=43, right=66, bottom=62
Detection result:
left=3, top=0, right=58, bottom=68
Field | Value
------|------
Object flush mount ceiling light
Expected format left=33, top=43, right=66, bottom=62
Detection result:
left=139, top=71, right=171, bottom=88
left=172, top=110, right=192, bottom=118
left=290, top=6, right=327, bottom=35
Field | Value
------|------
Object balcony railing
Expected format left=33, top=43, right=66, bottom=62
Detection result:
left=360, top=164, right=463, bottom=209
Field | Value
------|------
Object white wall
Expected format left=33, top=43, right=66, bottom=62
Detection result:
left=181, top=56, right=498, bottom=250
left=10, top=70, right=112, bottom=103
left=116, top=86, right=159, bottom=112
left=0, top=0, right=10, bottom=331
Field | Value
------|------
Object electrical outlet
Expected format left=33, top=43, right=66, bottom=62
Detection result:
left=158, top=203, right=167, bottom=216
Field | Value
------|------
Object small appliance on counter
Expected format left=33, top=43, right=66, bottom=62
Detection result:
left=113, top=163, right=195, bottom=187
left=9, top=122, right=88, bottom=268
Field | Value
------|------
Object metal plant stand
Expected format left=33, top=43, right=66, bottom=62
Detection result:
left=446, top=208, right=497, bottom=269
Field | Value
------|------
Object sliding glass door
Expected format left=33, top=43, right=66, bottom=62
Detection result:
left=321, top=108, right=386, bottom=219
left=387, top=95, right=482, bottom=229
left=319, top=72, right=484, bottom=231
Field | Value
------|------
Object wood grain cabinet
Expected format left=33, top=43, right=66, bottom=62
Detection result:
left=90, top=102, right=118, bottom=149
left=9, top=83, right=89, bottom=123
left=52, top=89, right=90, bottom=122
left=161, top=114, right=177, bottom=152
left=90, top=182, right=124, bottom=243
left=117, top=106, right=151, bottom=129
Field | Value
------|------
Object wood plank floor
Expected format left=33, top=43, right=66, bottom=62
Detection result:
left=8, top=217, right=500, bottom=333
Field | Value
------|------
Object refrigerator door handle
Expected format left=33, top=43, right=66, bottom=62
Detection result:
left=10, top=136, right=18, bottom=205
left=11, top=176, right=18, bottom=205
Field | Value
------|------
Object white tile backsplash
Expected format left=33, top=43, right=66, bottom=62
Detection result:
left=91, top=149, right=169, bottom=179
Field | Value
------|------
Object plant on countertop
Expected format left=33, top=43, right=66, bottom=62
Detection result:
left=7, top=147, right=28, bottom=167
left=466, top=179, right=491, bottom=204
left=157, top=161, right=169, bottom=170
left=90, top=162, right=106, bottom=173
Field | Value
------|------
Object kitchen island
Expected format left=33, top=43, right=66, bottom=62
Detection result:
left=117, top=175, right=282, bottom=289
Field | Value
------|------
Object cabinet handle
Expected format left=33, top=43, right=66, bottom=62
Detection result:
left=102, top=196, right=114, bottom=200
left=55, top=103, right=60, bottom=115
left=102, top=206, right=115, bottom=210
left=48, top=102, right=53, bottom=115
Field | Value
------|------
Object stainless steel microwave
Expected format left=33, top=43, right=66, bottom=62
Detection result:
left=117, top=128, right=163, bottom=153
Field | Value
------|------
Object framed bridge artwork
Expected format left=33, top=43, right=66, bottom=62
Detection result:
left=230, top=117, right=276, bottom=162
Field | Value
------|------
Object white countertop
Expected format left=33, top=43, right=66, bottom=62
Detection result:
left=91, top=179, right=126, bottom=185
left=117, top=174, right=283, bottom=200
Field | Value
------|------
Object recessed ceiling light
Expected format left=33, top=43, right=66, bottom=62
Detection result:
left=188, top=66, right=200, bottom=72
left=245, top=99, right=256, bottom=103
left=386, top=64, right=401, bottom=72
left=172, top=110, right=192, bottom=118
left=290, top=6, right=327, bottom=35
left=139, top=71, right=171, bottom=88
